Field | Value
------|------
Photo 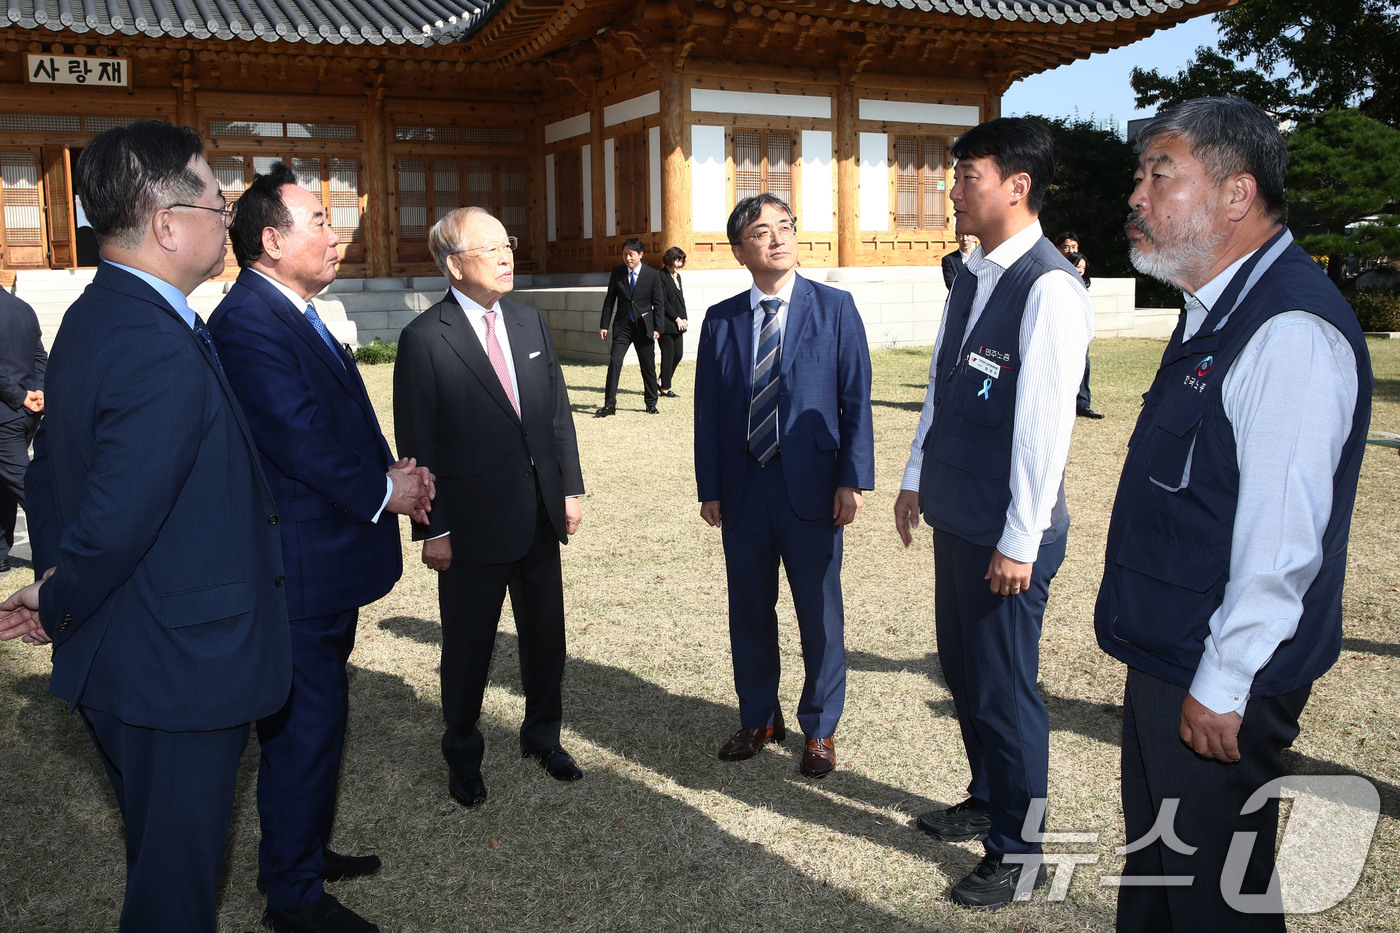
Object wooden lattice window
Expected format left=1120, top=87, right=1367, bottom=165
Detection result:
left=0, top=152, right=42, bottom=245
left=614, top=132, right=647, bottom=235
left=894, top=137, right=948, bottom=230
left=396, top=156, right=527, bottom=244
left=733, top=130, right=793, bottom=206
left=555, top=148, right=584, bottom=240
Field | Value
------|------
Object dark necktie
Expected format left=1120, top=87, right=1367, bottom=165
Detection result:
left=192, top=316, right=225, bottom=375
left=628, top=269, right=638, bottom=321
left=748, top=298, right=782, bottom=464
left=305, top=304, right=345, bottom=369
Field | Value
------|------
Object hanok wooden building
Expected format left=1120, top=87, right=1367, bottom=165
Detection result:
left=0, top=0, right=1229, bottom=279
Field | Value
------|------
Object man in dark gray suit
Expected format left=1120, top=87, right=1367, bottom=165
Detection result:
left=0, top=289, right=45, bottom=574
left=596, top=236, right=664, bottom=416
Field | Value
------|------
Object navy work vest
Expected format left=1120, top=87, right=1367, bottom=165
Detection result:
left=919, top=237, right=1078, bottom=547
left=1095, top=233, right=1372, bottom=697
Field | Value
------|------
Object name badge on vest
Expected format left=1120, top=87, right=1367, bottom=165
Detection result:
left=967, top=351, right=1001, bottom=379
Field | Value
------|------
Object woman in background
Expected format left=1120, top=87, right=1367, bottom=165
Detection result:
left=658, top=246, right=688, bottom=398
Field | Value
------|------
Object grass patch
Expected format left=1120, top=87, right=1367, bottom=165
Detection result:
left=3, top=337, right=1398, bottom=932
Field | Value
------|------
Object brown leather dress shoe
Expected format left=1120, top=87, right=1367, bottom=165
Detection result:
left=717, top=712, right=786, bottom=761
left=800, top=736, right=836, bottom=778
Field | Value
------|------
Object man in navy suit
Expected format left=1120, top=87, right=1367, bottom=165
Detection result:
left=0, top=288, right=46, bottom=574
left=694, top=194, right=874, bottom=779
left=394, top=207, right=586, bottom=810
left=596, top=236, right=665, bottom=416
left=208, top=163, right=433, bottom=933
left=0, top=121, right=291, bottom=933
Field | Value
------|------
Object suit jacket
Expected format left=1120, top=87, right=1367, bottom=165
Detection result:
left=26, top=263, right=290, bottom=730
left=208, top=269, right=402, bottom=620
left=599, top=263, right=665, bottom=338
left=0, top=289, right=46, bottom=426
left=694, top=273, right=875, bottom=530
left=660, top=269, right=688, bottom=336
left=393, top=293, right=584, bottom=564
left=942, top=249, right=966, bottom=290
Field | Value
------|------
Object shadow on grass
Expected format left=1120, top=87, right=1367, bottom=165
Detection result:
left=1371, top=377, right=1400, bottom=405
left=376, top=623, right=1111, bottom=927
left=871, top=398, right=927, bottom=413
left=1342, top=636, right=1400, bottom=658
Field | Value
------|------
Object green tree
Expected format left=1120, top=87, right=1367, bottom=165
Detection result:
left=1287, top=108, right=1400, bottom=283
left=1130, top=0, right=1400, bottom=126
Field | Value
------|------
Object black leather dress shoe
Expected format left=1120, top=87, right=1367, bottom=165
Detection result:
left=262, top=893, right=378, bottom=933
left=662, top=389, right=679, bottom=398
left=257, top=848, right=382, bottom=894
left=449, top=771, right=487, bottom=808
left=593, top=406, right=615, bottom=418
left=525, top=745, right=584, bottom=781
left=1076, top=407, right=1105, bottom=419
left=0, top=559, right=10, bottom=573
left=645, top=405, right=660, bottom=414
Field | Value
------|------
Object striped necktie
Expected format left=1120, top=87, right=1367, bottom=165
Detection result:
left=483, top=310, right=520, bottom=417
left=747, top=297, right=782, bottom=464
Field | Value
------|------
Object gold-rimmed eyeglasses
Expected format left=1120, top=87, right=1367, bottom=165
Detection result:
left=744, top=221, right=796, bottom=245
left=168, top=202, right=234, bottom=227
left=456, top=236, right=519, bottom=258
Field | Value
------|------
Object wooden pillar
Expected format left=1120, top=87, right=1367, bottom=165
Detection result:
left=658, top=61, right=689, bottom=258
left=527, top=118, right=549, bottom=274
left=173, top=73, right=198, bottom=130
left=835, top=79, right=858, bottom=268
left=363, top=86, right=391, bottom=278
left=589, top=86, right=606, bottom=270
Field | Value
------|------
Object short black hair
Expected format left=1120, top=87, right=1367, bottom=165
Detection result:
left=663, top=246, right=686, bottom=268
left=727, top=193, right=795, bottom=246
left=1135, top=96, right=1288, bottom=223
left=229, top=162, right=298, bottom=268
left=623, top=236, right=645, bottom=254
left=1056, top=231, right=1080, bottom=247
left=73, top=120, right=207, bottom=251
left=951, top=118, right=1055, bottom=215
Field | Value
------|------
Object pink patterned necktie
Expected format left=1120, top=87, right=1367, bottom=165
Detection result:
left=483, top=310, right=519, bottom=416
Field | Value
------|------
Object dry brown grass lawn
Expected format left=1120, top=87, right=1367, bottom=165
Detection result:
left=2, top=336, right=1398, bottom=932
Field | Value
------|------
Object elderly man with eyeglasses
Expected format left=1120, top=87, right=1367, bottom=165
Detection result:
left=694, top=193, right=874, bottom=779
left=393, top=206, right=586, bottom=811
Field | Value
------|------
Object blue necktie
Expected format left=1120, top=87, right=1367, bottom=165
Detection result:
left=192, top=316, right=224, bottom=376
left=748, top=298, right=782, bottom=464
left=305, top=304, right=345, bottom=368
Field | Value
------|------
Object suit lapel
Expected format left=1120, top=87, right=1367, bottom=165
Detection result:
left=778, top=274, right=814, bottom=381
left=239, top=270, right=363, bottom=399
left=437, top=292, right=521, bottom=422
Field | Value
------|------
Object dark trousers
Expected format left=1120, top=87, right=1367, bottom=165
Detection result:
left=658, top=332, right=684, bottom=389
left=603, top=317, right=658, bottom=408
left=1117, top=668, right=1310, bottom=933
left=721, top=456, right=846, bottom=738
left=256, top=608, right=359, bottom=911
left=438, top=495, right=566, bottom=777
left=0, top=413, right=37, bottom=563
left=80, top=708, right=249, bottom=933
left=932, top=529, right=1065, bottom=856
left=1077, top=355, right=1092, bottom=410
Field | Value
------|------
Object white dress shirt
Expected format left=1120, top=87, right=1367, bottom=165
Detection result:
left=747, top=275, right=797, bottom=367
left=901, top=220, right=1095, bottom=562
left=450, top=285, right=521, bottom=412
left=1176, top=230, right=1359, bottom=715
left=249, top=268, right=392, bottom=521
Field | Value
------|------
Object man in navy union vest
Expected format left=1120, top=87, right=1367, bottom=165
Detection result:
left=894, top=118, right=1094, bottom=908
left=1096, top=97, right=1372, bottom=932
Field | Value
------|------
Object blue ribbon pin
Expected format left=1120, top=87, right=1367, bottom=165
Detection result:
left=978, top=378, right=991, bottom=400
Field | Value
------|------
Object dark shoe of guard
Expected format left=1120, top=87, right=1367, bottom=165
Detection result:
left=448, top=771, right=487, bottom=808
left=917, top=798, right=992, bottom=842
left=662, top=390, right=679, bottom=398
left=525, top=745, right=584, bottom=781
left=949, top=853, right=1048, bottom=909
left=1076, top=407, right=1104, bottom=419
left=594, top=406, right=615, bottom=418
left=800, top=736, right=836, bottom=778
left=717, top=712, right=787, bottom=761
left=262, top=893, right=378, bottom=933
left=645, top=405, right=660, bottom=414
left=257, top=848, right=382, bottom=895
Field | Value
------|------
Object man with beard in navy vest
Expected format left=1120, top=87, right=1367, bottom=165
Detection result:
left=894, top=118, right=1093, bottom=909
left=1096, top=97, right=1371, bottom=932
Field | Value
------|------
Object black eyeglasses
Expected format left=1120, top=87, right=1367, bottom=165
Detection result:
left=456, top=236, right=519, bottom=258
left=168, top=202, right=233, bottom=227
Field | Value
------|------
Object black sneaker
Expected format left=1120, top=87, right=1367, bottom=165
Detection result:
left=916, top=799, right=991, bottom=842
left=949, top=853, right=1048, bottom=909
